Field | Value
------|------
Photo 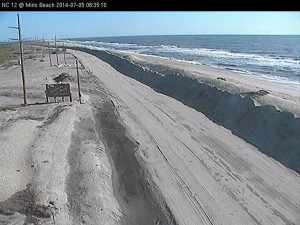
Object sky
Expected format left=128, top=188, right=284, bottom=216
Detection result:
left=0, top=12, right=299, bottom=42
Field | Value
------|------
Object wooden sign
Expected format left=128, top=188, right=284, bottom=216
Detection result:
left=46, top=84, right=72, bottom=102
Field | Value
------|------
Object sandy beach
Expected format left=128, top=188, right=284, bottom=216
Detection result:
left=0, top=45, right=299, bottom=225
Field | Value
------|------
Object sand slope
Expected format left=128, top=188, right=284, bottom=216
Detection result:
left=71, top=49, right=300, bottom=225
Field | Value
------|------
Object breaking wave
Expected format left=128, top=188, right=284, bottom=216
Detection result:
left=62, top=39, right=300, bottom=88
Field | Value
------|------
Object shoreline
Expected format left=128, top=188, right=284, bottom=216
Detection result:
left=116, top=50, right=300, bottom=104
left=117, top=50, right=300, bottom=89
left=59, top=41, right=300, bottom=115
left=59, top=40, right=300, bottom=90
left=70, top=47, right=300, bottom=173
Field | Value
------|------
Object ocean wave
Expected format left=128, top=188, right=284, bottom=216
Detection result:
left=62, top=40, right=300, bottom=88
left=156, top=45, right=300, bottom=70
left=64, top=40, right=300, bottom=71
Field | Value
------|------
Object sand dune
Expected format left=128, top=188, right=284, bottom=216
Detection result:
left=74, top=48, right=300, bottom=173
left=70, top=49, right=300, bottom=225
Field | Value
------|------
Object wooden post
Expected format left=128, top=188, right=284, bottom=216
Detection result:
left=48, top=42, right=52, bottom=67
left=76, top=60, right=82, bottom=104
left=46, top=84, right=49, bottom=103
left=17, top=14, right=27, bottom=106
left=63, top=42, right=66, bottom=65
left=69, top=84, right=73, bottom=102
left=55, top=35, right=59, bottom=66
left=42, top=36, right=45, bottom=55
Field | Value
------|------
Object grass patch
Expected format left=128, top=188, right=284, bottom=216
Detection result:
left=0, top=43, right=19, bottom=68
left=0, top=106, right=16, bottom=112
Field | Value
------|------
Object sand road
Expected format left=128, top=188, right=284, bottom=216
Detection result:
left=71, top=49, right=300, bottom=225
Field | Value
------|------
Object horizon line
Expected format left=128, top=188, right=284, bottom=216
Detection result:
left=1, top=33, right=299, bottom=43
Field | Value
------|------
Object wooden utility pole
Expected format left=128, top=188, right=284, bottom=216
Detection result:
left=55, top=35, right=59, bottom=66
left=76, top=60, right=82, bottom=104
left=48, top=42, right=52, bottom=67
left=63, top=42, right=66, bottom=65
left=42, top=36, right=46, bottom=55
left=9, top=14, right=27, bottom=106
left=18, top=14, right=27, bottom=106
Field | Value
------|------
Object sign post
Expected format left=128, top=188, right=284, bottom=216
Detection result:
left=46, top=84, right=72, bottom=103
left=48, top=42, right=52, bottom=67
left=76, top=60, right=82, bottom=104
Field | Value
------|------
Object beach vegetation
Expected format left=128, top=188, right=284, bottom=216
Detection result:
left=0, top=43, right=19, bottom=68
left=0, top=106, right=16, bottom=112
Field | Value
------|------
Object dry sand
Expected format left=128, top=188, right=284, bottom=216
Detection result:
left=0, top=47, right=122, bottom=224
left=0, top=45, right=299, bottom=225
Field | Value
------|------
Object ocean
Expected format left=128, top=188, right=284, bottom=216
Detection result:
left=67, top=35, right=300, bottom=87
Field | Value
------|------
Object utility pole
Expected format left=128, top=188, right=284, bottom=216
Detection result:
left=42, top=36, right=46, bottom=55
left=76, top=60, right=82, bottom=104
left=63, top=42, right=66, bottom=65
left=48, top=42, right=52, bottom=67
left=55, top=35, right=59, bottom=66
left=9, top=14, right=27, bottom=106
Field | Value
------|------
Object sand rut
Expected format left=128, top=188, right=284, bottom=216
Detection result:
left=94, top=99, right=171, bottom=225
